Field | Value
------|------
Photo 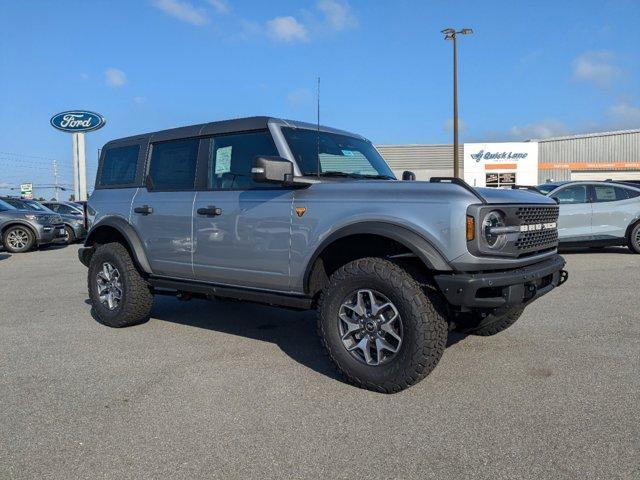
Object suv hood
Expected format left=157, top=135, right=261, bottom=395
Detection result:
left=474, top=186, right=553, bottom=204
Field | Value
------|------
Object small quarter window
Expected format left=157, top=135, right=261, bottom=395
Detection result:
left=99, top=145, right=140, bottom=186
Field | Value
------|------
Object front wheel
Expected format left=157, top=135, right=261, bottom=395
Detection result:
left=628, top=222, right=640, bottom=254
left=65, top=225, right=76, bottom=244
left=88, top=242, right=153, bottom=327
left=317, top=257, right=448, bottom=393
left=3, top=226, right=35, bottom=253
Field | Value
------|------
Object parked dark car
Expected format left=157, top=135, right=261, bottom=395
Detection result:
left=0, top=198, right=66, bottom=253
left=2, top=197, right=86, bottom=243
left=40, top=201, right=87, bottom=242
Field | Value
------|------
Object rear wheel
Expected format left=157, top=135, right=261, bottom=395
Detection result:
left=317, top=257, right=448, bottom=393
left=628, top=222, right=640, bottom=254
left=3, top=226, right=35, bottom=253
left=88, top=242, right=153, bottom=327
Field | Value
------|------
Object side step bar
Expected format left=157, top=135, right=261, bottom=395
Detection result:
left=148, top=277, right=314, bottom=310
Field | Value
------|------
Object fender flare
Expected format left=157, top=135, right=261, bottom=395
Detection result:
left=303, top=221, right=452, bottom=292
left=85, top=216, right=153, bottom=274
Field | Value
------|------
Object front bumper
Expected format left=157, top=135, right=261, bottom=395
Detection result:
left=38, top=223, right=67, bottom=245
left=434, top=254, right=567, bottom=310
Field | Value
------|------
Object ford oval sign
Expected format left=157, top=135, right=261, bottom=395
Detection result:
left=50, top=110, right=106, bottom=133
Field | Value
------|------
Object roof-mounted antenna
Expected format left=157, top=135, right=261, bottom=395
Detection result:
left=316, top=76, right=320, bottom=178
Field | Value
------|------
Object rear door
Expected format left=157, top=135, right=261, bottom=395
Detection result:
left=192, top=130, right=294, bottom=291
left=131, top=137, right=201, bottom=279
left=554, top=184, right=592, bottom=241
left=591, top=184, right=640, bottom=239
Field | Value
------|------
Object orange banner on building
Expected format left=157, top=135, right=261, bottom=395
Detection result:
left=539, top=162, right=640, bottom=170
left=485, top=163, right=518, bottom=170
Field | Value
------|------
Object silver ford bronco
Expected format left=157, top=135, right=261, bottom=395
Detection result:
left=79, top=116, right=568, bottom=392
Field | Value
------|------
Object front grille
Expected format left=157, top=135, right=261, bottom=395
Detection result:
left=515, top=229, right=558, bottom=251
left=515, top=205, right=559, bottom=224
left=513, top=205, right=559, bottom=256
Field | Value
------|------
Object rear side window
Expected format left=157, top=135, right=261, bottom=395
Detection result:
left=99, top=145, right=140, bottom=186
left=616, top=187, right=640, bottom=200
left=148, top=138, right=199, bottom=190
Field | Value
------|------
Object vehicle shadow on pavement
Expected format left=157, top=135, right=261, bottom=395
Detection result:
left=0, top=252, right=11, bottom=261
left=87, top=295, right=470, bottom=385
left=559, top=246, right=632, bottom=255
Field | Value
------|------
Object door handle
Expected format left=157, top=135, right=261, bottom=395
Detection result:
left=197, top=206, right=222, bottom=217
left=134, top=205, right=153, bottom=215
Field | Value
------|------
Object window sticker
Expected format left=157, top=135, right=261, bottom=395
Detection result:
left=215, top=146, right=232, bottom=174
left=341, top=149, right=355, bottom=157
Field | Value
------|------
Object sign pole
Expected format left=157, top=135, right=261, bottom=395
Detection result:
left=72, top=133, right=80, bottom=201
left=77, top=132, right=87, bottom=201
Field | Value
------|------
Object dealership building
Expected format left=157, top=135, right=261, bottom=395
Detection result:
left=377, top=128, right=640, bottom=187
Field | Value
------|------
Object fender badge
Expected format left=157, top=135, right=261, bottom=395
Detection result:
left=295, top=207, right=307, bottom=217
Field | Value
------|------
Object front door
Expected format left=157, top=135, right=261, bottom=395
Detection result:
left=554, top=184, right=593, bottom=241
left=131, top=137, right=200, bottom=279
left=192, top=131, right=293, bottom=291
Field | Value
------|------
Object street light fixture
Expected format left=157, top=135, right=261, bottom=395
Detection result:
left=442, top=27, right=473, bottom=178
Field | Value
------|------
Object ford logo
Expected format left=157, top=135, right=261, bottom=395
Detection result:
left=50, top=110, right=106, bottom=133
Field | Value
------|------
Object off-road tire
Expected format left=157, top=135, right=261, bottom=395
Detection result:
left=88, top=242, right=153, bottom=327
left=628, top=222, right=640, bottom=254
left=317, top=257, right=448, bottom=393
left=459, top=306, right=525, bottom=336
left=65, top=225, right=76, bottom=244
left=2, top=225, right=36, bottom=253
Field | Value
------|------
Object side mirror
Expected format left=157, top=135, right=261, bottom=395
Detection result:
left=252, top=156, right=294, bottom=184
left=551, top=196, right=560, bottom=204
left=402, top=170, right=416, bottom=181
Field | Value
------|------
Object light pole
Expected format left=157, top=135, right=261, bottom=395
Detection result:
left=442, top=27, right=473, bottom=178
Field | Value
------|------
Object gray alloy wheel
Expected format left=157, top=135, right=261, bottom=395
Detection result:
left=3, top=226, right=35, bottom=253
left=96, top=262, right=123, bottom=311
left=338, top=289, right=403, bottom=366
left=630, top=223, right=640, bottom=254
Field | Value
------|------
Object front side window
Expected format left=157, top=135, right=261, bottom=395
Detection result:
left=555, top=185, right=588, bottom=204
left=282, top=127, right=395, bottom=179
left=99, top=145, right=140, bottom=186
left=56, top=203, right=80, bottom=214
left=207, top=131, right=279, bottom=190
left=148, top=138, right=199, bottom=190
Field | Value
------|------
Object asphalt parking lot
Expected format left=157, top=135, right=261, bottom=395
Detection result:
left=1, top=245, right=638, bottom=479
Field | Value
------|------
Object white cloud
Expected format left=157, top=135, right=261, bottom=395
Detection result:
left=207, top=0, right=229, bottom=14
left=509, top=120, right=569, bottom=140
left=443, top=118, right=468, bottom=133
left=266, top=16, right=309, bottom=43
left=608, top=102, right=640, bottom=127
left=151, top=0, right=209, bottom=26
left=105, top=68, right=127, bottom=87
left=572, top=50, right=621, bottom=88
left=133, top=96, right=147, bottom=105
left=317, top=0, right=357, bottom=30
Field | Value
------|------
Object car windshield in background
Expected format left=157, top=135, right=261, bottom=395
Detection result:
left=537, top=183, right=562, bottom=194
left=24, top=201, right=53, bottom=212
left=282, top=127, right=395, bottom=179
left=0, top=199, right=16, bottom=211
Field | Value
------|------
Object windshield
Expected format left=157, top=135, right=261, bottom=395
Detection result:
left=537, top=183, right=561, bottom=194
left=0, top=199, right=16, bottom=212
left=2, top=197, right=28, bottom=209
left=282, top=127, right=395, bottom=179
left=24, top=200, right=53, bottom=212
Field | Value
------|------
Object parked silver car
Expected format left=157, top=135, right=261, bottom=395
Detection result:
left=0, top=199, right=66, bottom=252
left=538, top=181, right=640, bottom=253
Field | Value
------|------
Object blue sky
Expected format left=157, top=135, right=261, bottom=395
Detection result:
left=1, top=0, right=639, bottom=196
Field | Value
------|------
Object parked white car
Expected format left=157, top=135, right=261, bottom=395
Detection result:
left=538, top=181, right=640, bottom=253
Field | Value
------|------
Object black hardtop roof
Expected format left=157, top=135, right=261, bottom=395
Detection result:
left=103, top=116, right=365, bottom=149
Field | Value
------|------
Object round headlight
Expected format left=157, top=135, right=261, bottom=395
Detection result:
left=482, top=210, right=507, bottom=249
